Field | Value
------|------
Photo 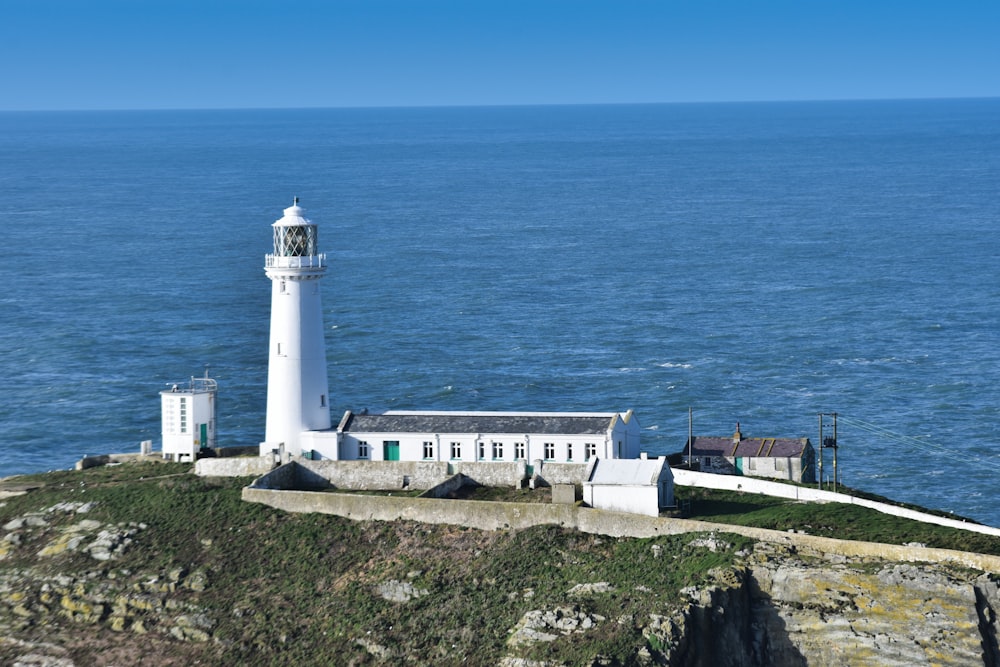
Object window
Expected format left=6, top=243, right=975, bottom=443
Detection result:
left=423, top=441, right=434, bottom=459
left=585, top=443, right=596, bottom=461
left=279, top=280, right=287, bottom=293
left=544, top=442, right=555, bottom=460
left=275, top=224, right=317, bottom=257
left=276, top=342, right=284, bottom=356
left=450, top=442, right=462, bottom=459
left=163, top=399, right=176, bottom=434
left=320, top=394, right=326, bottom=407
left=492, top=442, right=503, bottom=459
left=514, top=442, right=525, bottom=460
left=567, top=443, right=574, bottom=461
left=179, top=398, right=188, bottom=433
left=358, top=441, right=369, bottom=458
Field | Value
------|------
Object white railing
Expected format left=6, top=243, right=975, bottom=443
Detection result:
left=265, top=253, right=327, bottom=269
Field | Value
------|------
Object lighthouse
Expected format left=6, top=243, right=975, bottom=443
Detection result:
left=260, top=198, right=331, bottom=458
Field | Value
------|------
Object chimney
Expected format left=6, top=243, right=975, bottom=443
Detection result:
left=733, top=421, right=742, bottom=444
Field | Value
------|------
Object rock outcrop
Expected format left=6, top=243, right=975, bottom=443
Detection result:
left=1, top=500, right=216, bottom=662
left=652, top=541, right=1000, bottom=666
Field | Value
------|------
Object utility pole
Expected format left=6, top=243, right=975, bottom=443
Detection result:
left=818, top=412, right=839, bottom=491
left=817, top=414, right=823, bottom=489
left=688, top=407, right=694, bottom=469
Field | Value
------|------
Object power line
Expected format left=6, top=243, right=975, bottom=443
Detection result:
left=837, top=415, right=1000, bottom=473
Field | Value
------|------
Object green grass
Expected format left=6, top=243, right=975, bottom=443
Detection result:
left=0, top=463, right=750, bottom=666
left=677, top=485, right=1000, bottom=555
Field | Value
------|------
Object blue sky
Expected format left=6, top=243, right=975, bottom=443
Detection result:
left=1, top=0, right=997, bottom=110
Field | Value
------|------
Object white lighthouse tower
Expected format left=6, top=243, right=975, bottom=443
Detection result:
left=260, top=198, right=331, bottom=459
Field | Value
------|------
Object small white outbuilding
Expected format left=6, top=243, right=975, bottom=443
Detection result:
left=160, top=375, right=217, bottom=461
left=583, top=456, right=674, bottom=517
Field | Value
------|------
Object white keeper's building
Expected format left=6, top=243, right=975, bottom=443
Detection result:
left=301, top=409, right=641, bottom=463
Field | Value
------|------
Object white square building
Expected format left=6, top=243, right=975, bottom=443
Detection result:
left=160, top=376, right=217, bottom=461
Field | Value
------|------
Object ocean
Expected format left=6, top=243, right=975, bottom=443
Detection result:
left=1, top=100, right=997, bottom=525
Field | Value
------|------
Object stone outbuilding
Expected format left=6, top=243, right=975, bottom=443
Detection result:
left=682, top=425, right=816, bottom=483
left=582, top=456, right=674, bottom=517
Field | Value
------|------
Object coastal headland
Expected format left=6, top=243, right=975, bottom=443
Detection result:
left=2, top=460, right=999, bottom=666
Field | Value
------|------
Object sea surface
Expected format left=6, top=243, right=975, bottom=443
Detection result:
left=1, top=100, right=998, bottom=525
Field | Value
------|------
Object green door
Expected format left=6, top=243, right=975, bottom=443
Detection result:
left=384, top=441, right=400, bottom=461
left=200, top=423, right=208, bottom=449
left=735, top=457, right=744, bottom=475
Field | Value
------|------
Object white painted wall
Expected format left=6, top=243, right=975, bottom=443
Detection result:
left=585, top=485, right=661, bottom=517
left=334, top=431, right=615, bottom=464
left=293, top=407, right=639, bottom=466
left=300, top=430, right=339, bottom=460
left=610, top=410, right=642, bottom=459
left=161, top=385, right=216, bottom=461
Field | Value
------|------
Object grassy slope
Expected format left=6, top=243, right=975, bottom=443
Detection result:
left=1, top=463, right=750, bottom=666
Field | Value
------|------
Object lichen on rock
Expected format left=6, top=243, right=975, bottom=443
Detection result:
left=507, top=605, right=606, bottom=647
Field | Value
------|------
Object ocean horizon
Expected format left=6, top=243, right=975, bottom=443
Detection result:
left=1, top=99, right=997, bottom=525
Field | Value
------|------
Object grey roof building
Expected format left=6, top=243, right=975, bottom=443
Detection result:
left=341, top=412, right=619, bottom=436
left=683, top=425, right=816, bottom=483
left=298, top=410, right=642, bottom=463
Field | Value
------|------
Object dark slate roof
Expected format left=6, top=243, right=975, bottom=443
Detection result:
left=687, top=437, right=810, bottom=458
left=341, top=411, right=617, bottom=436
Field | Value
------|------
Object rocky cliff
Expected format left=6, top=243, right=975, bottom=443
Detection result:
left=655, top=540, right=1000, bottom=667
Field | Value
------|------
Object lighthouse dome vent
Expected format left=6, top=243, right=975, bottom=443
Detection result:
left=274, top=197, right=311, bottom=227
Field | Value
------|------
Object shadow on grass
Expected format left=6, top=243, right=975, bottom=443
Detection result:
left=685, top=497, right=788, bottom=519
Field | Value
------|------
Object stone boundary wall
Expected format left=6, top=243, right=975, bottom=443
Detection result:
left=198, top=457, right=999, bottom=538
left=197, top=456, right=598, bottom=488
left=672, top=468, right=1000, bottom=538
left=211, top=446, right=261, bottom=458
left=452, top=461, right=526, bottom=488
left=242, top=486, right=1000, bottom=573
left=243, top=487, right=579, bottom=531
left=251, top=463, right=513, bottom=500
left=552, top=484, right=577, bottom=505
left=533, top=461, right=589, bottom=486
left=247, top=460, right=298, bottom=489
left=420, top=474, right=468, bottom=499
left=194, top=456, right=275, bottom=478
left=297, top=460, right=451, bottom=490
left=76, top=453, right=162, bottom=470
left=78, top=446, right=260, bottom=472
